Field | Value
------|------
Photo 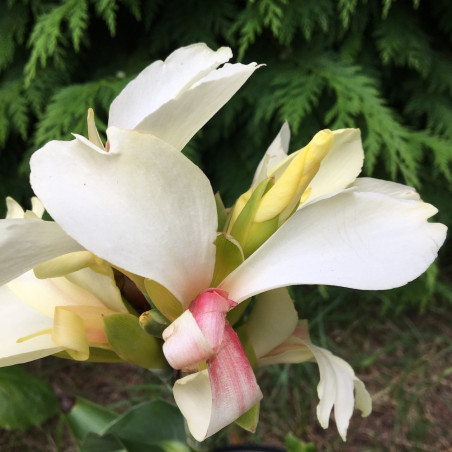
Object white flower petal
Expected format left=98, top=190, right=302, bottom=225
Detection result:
left=352, top=177, right=421, bottom=200
left=30, top=127, right=217, bottom=305
left=136, top=62, right=259, bottom=150
left=109, top=44, right=232, bottom=131
left=5, top=197, right=24, bottom=218
left=307, top=343, right=360, bottom=441
left=109, top=43, right=257, bottom=150
left=222, top=190, right=447, bottom=302
left=0, top=219, right=84, bottom=287
left=302, top=129, right=364, bottom=205
left=0, top=285, right=62, bottom=366
left=246, top=288, right=298, bottom=358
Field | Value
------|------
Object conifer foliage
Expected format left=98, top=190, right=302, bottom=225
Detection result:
left=0, top=0, right=450, bottom=307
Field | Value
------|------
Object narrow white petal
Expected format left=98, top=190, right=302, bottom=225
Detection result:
left=135, top=61, right=258, bottom=150
left=308, top=344, right=356, bottom=441
left=0, top=285, right=62, bottom=366
left=5, top=197, right=24, bottom=218
left=222, top=190, right=447, bottom=302
left=253, top=122, right=291, bottom=187
left=30, top=127, right=217, bottom=305
left=109, top=44, right=232, bottom=130
left=246, top=288, right=298, bottom=358
left=302, top=129, right=364, bottom=205
left=0, top=219, right=84, bottom=287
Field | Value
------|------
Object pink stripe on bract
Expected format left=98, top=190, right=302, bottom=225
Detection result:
left=205, top=322, right=262, bottom=437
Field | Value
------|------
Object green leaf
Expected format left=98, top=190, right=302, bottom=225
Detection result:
left=65, top=397, right=117, bottom=442
left=285, top=433, right=317, bottom=452
left=103, top=313, right=167, bottom=370
left=0, top=366, right=58, bottom=430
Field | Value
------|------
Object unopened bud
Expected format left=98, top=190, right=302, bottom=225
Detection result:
left=139, top=309, right=170, bottom=338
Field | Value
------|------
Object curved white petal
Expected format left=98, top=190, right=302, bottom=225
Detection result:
left=30, top=127, right=217, bottom=304
left=222, top=190, right=447, bottom=302
left=108, top=43, right=257, bottom=150
left=0, top=219, right=84, bottom=287
left=0, top=285, right=62, bottom=366
left=302, top=129, right=364, bottom=205
left=173, top=324, right=262, bottom=441
left=109, top=44, right=232, bottom=130
left=246, top=288, right=298, bottom=358
left=136, top=62, right=258, bottom=150
left=252, top=122, right=291, bottom=187
left=352, top=177, right=421, bottom=200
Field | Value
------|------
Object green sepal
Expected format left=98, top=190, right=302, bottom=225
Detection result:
left=211, top=233, right=244, bottom=287
left=65, top=397, right=117, bottom=442
left=227, top=298, right=251, bottom=326
left=236, top=324, right=259, bottom=369
left=242, top=215, right=279, bottom=257
left=103, top=313, right=167, bottom=370
left=215, top=192, right=228, bottom=232
left=229, top=178, right=273, bottom=249
left=144, top=279, right=183, bottom=322
left=235, top=402, right=260, bottom=433
left=139, top=309, right=170, bottom=338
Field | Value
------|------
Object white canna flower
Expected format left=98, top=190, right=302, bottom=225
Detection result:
left=0, top=44, right=446, bottom=442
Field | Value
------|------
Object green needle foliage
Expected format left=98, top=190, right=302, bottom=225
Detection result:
left=0, top=0, right=450, bottom=310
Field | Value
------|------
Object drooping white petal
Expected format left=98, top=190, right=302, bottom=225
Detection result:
left=0, top=219, right=84, bottom=287
left=136, top=62, right=259, bottom=150
left=252, top=122, right=291, bottom=187
left=246, top=288, right=298, bottom=358
left=108, top=43, right=257, bottom=150
left=173, top=324, right=262, bottom=441
left=302, top=129, right=364, bottom=205
left=222, top=190, right=447, bottom=302
left=351, top=177, right=421, bottom=200
left=0, top=285, right=62, bottom=366
left=256, top=322, right=372, bottom=440
left=30, top=127, right=217, bottom=304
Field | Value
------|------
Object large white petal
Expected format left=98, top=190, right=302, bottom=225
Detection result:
left=30, top=127, right=217, bottom=305
left=0, top=219, right=84, bottom=287
left=302, top=129, right=364, bottom=205
left=0, top=285, right=62, bottom=366
left=109, top=44, right=232, bottom=130
left=221, top=190, right=447, bottom=302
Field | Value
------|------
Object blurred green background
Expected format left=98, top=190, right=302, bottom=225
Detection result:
left=0, top=0, right=450, bottom=450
